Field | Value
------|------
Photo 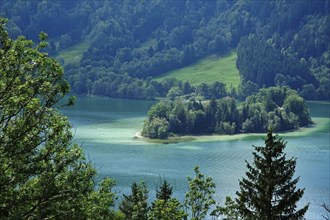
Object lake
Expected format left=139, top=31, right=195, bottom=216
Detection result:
left=62, top=96, right=329, bottom=219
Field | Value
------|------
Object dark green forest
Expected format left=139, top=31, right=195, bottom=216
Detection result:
left=1, top=0, right=329, bottom=100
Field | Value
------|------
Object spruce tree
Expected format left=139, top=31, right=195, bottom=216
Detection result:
left=236, top=131, right=309, bottom=220
left=156, top=180, right=173, bottom=201
left=119, top=182, right=149, bottom=220
left=150, top=181, right=186, bottom=220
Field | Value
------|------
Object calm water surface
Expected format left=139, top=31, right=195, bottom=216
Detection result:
left=62, top=96, right=329, bottom=219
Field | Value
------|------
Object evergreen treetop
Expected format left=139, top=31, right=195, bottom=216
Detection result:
left=236, top=131, right=309, bottom=220
left=156, top=180, right=173, bottom=202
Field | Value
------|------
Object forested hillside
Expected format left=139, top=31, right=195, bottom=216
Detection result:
left=1, top=0, right=329, bottom=100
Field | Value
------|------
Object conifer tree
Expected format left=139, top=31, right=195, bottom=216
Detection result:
left=236, top=131, right=309, bottom=220
left=156, top=180, right=173, bottom=201
left=149, top=180, right=186, bottom=220
left=119, top=182, right=149, bottom=220
left=149, top=180, right=186, bottom=219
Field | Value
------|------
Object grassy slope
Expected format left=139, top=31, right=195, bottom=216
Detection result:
left=156, top=51, right=240, bottom=88
left=56, top=41, right=89, bottom=65
left=56, top=40, right=240, bottom=88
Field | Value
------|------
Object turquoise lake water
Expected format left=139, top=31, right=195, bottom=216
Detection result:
left=62, top=96, right=330, bottom=219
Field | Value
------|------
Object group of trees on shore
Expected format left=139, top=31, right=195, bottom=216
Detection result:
left=142, top=86, right=311, bottom=139
left=1, top=0, right=329, bottom=101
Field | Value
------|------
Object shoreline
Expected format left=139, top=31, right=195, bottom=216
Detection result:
left=136, top=116, right=329, bottom=144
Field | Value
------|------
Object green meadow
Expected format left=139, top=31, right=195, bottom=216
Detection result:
left=57, top=42, right=240, bottom=89
left=56, top=41, right=89, bottom=65
left=156, top=51, right=240, bottom=88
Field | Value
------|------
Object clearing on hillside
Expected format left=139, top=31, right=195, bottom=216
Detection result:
left=56, top=41, right=89, bottom=65
left=156, top=51, right=240, bottom=88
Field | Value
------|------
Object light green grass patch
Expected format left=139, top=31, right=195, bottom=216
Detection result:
left=139, top=38, right=157, bottom=50
left=156, top=51, right=240, bottom=88
left=56, top=41, right=89, bottom=65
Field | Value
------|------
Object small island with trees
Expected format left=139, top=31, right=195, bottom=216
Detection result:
left=142, top=86, right=312, bottom=140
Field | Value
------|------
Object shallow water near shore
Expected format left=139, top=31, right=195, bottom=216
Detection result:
left=62, top=96, right=329, bottom=219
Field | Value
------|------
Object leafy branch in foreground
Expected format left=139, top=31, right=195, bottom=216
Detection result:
left=0, top=17, right=119, bottom=219
left=184, top=166, right=216, bottom=220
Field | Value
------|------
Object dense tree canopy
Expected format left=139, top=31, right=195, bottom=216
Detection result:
left=0, top=17, right=120, bottom=219
left=142, top=87, right=312, bottom=139
left=1, top=0, right=328, bottom=100
left=237, top=34, right=318, bottom=89
left=142, top=96, right=237, bottom=138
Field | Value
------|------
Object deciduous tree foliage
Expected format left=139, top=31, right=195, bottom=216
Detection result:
left=236, top=131, right=309, bottom=220
left=142, top=87, right=311, bottom=138
left=212, top=196, right=240, bottom=220
left=149, top=199, right=187, bottom=220
left=184, top=166, right=216, bottom=220
left=0, top=18, right=118, bottom=219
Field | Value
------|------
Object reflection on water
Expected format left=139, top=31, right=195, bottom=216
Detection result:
left=63, top=96, right=330, bottom=219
